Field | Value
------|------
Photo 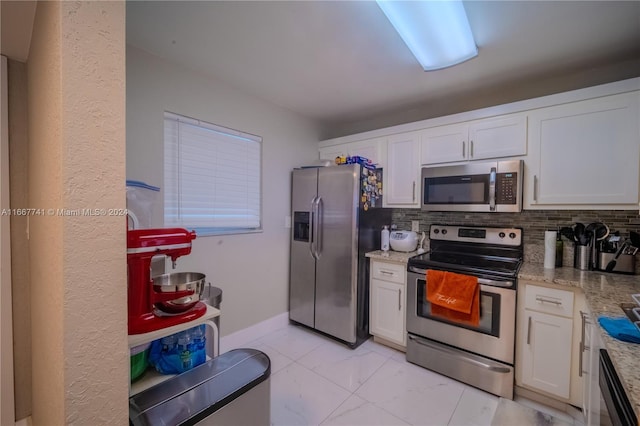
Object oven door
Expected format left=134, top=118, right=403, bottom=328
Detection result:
left=598, top=349, right=637, bottom=426
left=407, top=267, right=516, bottom=364
left=423, top=174, right=491, bottom=204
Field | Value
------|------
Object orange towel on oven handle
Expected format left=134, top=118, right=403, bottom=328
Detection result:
left=426, top=269, right=480, bottom=327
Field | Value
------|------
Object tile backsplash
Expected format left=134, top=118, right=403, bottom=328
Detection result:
left=390, top=209, right=640, bottom=272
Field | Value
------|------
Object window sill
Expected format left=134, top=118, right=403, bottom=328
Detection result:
left=189, top=227, right=263, bottom=237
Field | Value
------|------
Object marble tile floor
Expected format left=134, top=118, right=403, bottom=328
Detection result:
left=492, top=398, right=574, bottom=426
left=229, top=323, right=584, bottom=426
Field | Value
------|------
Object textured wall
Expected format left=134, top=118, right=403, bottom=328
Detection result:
left=27, top=2, right=128, bottom=424
left=392, top=208, right=640, bottom=272
left=60, top=2, right=127, bottom=424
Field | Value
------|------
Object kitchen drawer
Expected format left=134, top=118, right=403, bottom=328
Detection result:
left=371, top=260, right=406, bottom=284
left=525, top=284, right=574, bottom=318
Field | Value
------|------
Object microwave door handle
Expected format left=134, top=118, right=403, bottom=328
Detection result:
left=489, top=167, right=497, bottom=211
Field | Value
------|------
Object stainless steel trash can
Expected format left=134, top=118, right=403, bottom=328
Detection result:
left=129, top=349, right=271, bottom=426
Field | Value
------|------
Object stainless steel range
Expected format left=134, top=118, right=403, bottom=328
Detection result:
left=406, top=224, right=523, bottom=399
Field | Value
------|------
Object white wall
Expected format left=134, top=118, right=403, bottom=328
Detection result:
left=126, top=46, right=320, bottom=335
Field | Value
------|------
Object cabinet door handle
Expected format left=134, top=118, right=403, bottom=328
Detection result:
left=412, top=181, right=416, bottom=202
left=579, top=311, right=592, bottom=377
left=470, top=140, right=474, bottom=158
left=462, top=141, right=466, bottom=158
left=579, top=311, right=587, bottom=377
left=535, top=296, right=562, bottom=306
left=580, top=311, right=589, bottom=349
left=398, top=289, right=402, bottom=310
left=526, top=316, right=532, bottom=345
left=380, top=270, right=394, bottom=275
left=579, top=339, right=584, bottom=377
left=533, top=175, right=538, bottom=202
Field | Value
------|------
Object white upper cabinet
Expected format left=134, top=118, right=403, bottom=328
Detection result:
left=385, top=132, right=421, bottom=207
left=350, top=138, right=385, bottom=167
left=318, top=145, right=346, bottom=164
left=420, top=113, right=527, bottom=165
left=525, top=91, right=640, bottom=209
left=318, top=79, right=640, bottom=210
left=420, top=123, right=469, bottom=164
left=468, top=114, right=527, bottom=160
left=319, top=138, right=385, bottom=167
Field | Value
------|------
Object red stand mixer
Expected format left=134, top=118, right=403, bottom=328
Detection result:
left=127, top=228, right=207, bottom=335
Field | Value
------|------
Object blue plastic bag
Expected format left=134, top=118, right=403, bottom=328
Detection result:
left=148, top=325, right=207, bottom=374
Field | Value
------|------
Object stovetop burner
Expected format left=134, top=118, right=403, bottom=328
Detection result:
left=408, top=224, right=523, bottom=279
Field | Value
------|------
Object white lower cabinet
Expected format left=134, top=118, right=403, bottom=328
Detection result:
left=517, top=282, right=588, bottom=404
left=520, top=310, right=573, bottom=398
left=369, top=259, right=406, bottom=347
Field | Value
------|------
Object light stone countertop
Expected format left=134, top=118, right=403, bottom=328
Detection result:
left=365, top=251, right=639, bottom=417
left=519, top=263, right=640, bottom=418
left=365, top=250, right=420, bottom=264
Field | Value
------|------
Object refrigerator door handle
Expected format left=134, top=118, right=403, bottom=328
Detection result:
left=314, top=196, right=323, bottom=258
left=309, top=196, right=318, bottom=260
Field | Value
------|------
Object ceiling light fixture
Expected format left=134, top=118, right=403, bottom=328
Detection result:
left=376, top=0, right=478, bottom=71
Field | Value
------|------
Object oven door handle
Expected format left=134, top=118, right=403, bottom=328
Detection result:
left=408, top=267, right=514, bottom=288
left=408, top=335, right=511, bottom=373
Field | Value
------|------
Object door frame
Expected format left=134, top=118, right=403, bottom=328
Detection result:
left=1, top=54, right=16, bottom=425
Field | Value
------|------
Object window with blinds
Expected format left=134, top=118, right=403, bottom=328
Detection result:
left=164, top=112, right=262, bottom=235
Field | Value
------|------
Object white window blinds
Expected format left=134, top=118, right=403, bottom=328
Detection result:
left=164, top=112, right=262, bottom=234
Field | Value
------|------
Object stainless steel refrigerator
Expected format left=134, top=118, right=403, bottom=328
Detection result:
left=289, top=164, right=391, bottom=348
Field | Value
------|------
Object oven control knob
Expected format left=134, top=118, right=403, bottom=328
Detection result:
left=499, top=232, right=506, bottom=238
left=509, top=232, right=517, bottom=239
left=441, top=229, right=447, bottom=235
left=433, top=228, right=440, bottom=234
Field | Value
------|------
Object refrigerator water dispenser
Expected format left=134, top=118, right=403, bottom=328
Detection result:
left=293, top=211, right=310, bottom=242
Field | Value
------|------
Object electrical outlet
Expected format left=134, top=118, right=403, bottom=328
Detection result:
left=285, top=215, right=291, bottom=228
left=411, top=220, right=420, bottom=232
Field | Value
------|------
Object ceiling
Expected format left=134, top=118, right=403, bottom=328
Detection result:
left=5, top=1, right=639, bottom=139
left=126, top=1, right=640, bottom=138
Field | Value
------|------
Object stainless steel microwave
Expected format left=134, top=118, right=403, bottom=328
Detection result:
left=421, top=160, right=523, bottom=212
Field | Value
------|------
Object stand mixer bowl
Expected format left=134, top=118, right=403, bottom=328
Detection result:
left=152, top=272, right=205, bottom=313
